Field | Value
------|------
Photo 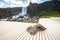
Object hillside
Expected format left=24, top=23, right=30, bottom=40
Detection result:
left=27, top=1, right=60, bottom=16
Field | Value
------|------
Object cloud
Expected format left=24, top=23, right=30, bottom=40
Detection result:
left=0, top=0, right=29, bottom=8
left=31, top=0, right=50, bottom=3
left=0, top=2, right=4, bottom=8
left=3, top=0, right=10, bottom=2
left=9, top=0, right=29, bottom=7
left=0, top=0, right=49, bottom=8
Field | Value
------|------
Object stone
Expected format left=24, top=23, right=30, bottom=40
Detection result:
left=26, top=26, right=38, bottom=35
left=26, top=24, right=46, bottom=35
left=33, top=24, right=46, bottom=31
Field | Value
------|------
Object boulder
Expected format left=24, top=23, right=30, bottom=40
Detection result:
left=26, top=24, right=46, bottom=35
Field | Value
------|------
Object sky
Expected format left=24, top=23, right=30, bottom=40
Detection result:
left=0, top=0, right=50, bottom=8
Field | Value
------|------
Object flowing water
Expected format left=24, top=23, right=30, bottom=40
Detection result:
left=12, top=7, right=27, bottom=19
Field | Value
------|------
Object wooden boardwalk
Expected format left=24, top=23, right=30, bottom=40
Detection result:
left=0, top=18, right=60, bottom=40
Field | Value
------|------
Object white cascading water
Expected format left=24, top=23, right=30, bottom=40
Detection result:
left=12, top=7, right=27, bottom=19
left=22, top=7, right=27, bottom=15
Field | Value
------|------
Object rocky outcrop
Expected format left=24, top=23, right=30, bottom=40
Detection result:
left=0, top=7, right=22, bottom=19
left=27, top=1, right=60, bottom=16
left=27, top=3, right=39, bottom=17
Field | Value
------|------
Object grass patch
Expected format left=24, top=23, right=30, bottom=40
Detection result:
left=35, top=11, right=60, bottom=18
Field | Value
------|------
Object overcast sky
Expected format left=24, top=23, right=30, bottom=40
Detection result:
left=0, top=0, right=50, bottom=8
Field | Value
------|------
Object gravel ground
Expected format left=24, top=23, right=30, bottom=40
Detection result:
left=0, top=18, right=60, bottom=40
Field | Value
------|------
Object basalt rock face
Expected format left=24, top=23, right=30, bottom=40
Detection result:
left=38, top=1, right=60, bottom=12
left=0, top=7, right=22, bottom=19
left=27, top=1, right=60, bottom=17
left=27, top=3, right=39, bottom=17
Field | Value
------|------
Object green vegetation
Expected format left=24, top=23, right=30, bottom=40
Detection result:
left=34, top=11, right=60, bottom=18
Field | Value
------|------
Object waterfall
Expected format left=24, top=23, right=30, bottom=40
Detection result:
left=12, top=7, right=27, bottom=19
left=21, top=7, right=27, bottom=15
